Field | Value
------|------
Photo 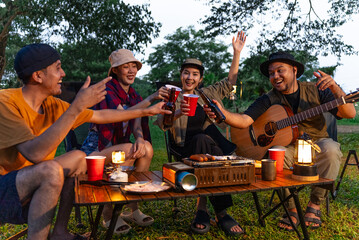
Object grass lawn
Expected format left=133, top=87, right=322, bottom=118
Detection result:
left=1, top=117, right=359, bottom=239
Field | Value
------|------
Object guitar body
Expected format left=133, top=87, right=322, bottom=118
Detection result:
left=230, top=105, right=298, bottom=160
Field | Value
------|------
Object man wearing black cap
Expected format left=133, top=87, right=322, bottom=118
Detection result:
left=205, top=51, right=356, bottom=230
left=0, top=43, right=170, bottom=240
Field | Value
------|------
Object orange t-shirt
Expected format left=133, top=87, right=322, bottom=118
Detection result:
left=0, top=88, right=93, bottom=175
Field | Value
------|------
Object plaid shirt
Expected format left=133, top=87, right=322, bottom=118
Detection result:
left=94, top=78, right=151, bottom=151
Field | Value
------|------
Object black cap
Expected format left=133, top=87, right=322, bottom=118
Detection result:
left=260, top=51, right=304, bottom=78
left=14, top=43, right=61, bottom=79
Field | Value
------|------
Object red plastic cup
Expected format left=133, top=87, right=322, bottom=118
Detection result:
left=86, top=156, right=106, bottom=181
left=165, top=84, right=181, bottom=102
left=268, top=148, right=286, bottom=172
left=183, top=94, right=199, bottom=116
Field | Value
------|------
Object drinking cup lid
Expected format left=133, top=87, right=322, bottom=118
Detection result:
left=85, top=156, right=106, bottom=159
left=183, top=94, right=199, bottom=98
left=165, top=84, right=181, bottom=91
left=268, top=148, right=286, bottom=152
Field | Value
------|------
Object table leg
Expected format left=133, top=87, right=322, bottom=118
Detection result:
left=105, top=204, right=124, bottom=240
left=290, top=188, right=310, bottom=240
left=90, top=205, right=104, bottom=240
left=276, top=190, right=301, bottom=239
left=251, top=192, right=265, bottom=227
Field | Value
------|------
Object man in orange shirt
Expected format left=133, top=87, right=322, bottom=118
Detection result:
left=0, top=44, right=170, bottom=240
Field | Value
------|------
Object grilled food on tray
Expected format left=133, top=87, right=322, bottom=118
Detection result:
left=189, top=154, right=216, bottom=162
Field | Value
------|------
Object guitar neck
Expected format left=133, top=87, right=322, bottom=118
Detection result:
left=276, top=97, right=345, bottom=130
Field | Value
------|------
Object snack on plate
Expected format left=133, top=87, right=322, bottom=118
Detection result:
left=123, top=181, right=169, bottom=193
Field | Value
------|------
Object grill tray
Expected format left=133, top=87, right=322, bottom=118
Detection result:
left=182, top=157, right=255, bottom=188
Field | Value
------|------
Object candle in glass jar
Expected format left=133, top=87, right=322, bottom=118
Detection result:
left=112, top=151, right=125, bottom=164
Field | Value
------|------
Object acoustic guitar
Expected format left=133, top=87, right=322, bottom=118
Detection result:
left=230, top=91, right=359, bottom=160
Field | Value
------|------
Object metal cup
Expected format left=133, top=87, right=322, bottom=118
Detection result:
left=177, top=171, right=198, bottom=191
left=261, top=159, right=277, bottom=181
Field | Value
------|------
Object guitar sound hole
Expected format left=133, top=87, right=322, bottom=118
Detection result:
left=257, top=134, right=274, bottom=147
left=265, top=121, right=277, bottom=136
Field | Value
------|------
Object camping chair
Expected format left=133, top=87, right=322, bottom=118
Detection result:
left=333, top=149, right=359, bottom=199
left=63, top=122, right=91, bottom=228
left=164, top=130, right=182, bottom=163
left=57, top=82, right=95, bottom=228
left=163, top=130, right=182, bottom=215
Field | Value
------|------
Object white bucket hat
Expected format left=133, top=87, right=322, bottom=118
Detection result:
left=108, top=49, right=142, bottom=76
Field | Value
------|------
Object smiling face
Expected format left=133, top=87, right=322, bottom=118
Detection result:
left=180, top=66, right=203, bottom=94
left=268, top=62, right=298, bottom=94
left=113, top=62, right=138, bottom=88
left=39, top=60, right=66, bottom=96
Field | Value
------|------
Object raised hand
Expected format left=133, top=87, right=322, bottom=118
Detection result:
left=233, top=30, right=247, bottom=54
left=72, top=76, right=111, bottom=112
left=314, top=70, right=342, bottom=92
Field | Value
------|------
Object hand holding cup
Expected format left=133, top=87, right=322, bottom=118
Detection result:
left=183, top=94, right=199, bottom=116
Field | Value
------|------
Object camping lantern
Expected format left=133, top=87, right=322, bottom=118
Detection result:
left=292, top=133, right=320, bottom=181
left=230, top=85, right=237, bottom=100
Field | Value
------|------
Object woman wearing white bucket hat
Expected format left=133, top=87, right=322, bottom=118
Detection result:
left=81, top=49, right=169, bottom=234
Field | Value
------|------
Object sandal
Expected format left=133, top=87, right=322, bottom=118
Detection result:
left=190, top=209, right=211, bottom=234
left=278, top=211, right=300, bottom=232
left=121, top=209, right=154, bottom=227
left=102, top=216, right=131, bottom=235
left=304, top=206, right=322, bottom=229
left=216, top=214, right=244, bottom=236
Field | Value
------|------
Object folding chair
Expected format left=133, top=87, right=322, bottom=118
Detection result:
left=63, top=123, right=91, bottom=228
left=164, top=130, right=182, bottom=163
left=163, top=130, right=182, bottom=215
left=333, top=149, right=359, bottom=199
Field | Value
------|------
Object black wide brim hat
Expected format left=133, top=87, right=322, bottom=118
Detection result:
left=260, top=51, right=304, bottom=78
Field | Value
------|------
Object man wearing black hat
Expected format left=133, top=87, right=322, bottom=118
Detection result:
left=205, top=51, right=356, bottom=230
left=0, top=43, right=170, bottom=240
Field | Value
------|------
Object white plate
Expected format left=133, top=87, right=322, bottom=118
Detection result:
left=121, top=181, right=171, bottom=194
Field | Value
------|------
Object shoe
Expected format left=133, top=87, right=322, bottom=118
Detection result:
left=120, top=209, right=154, bottom=227
left=216, top=214, right=244, bottom=236
left=102, top=216, right=131, bottom=235
left=304, top=206, right=322, bottom=229
left=190, top=209, right=211, bottom=234
left=278, top=211, right=300, bottom=232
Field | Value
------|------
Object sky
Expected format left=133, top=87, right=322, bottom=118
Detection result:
left=126, top=0, right=359, bottom=93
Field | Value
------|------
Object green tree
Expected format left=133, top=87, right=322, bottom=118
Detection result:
left=144, top=26, right=232, bottom=87
left=201, top=0, right=358, bottom=57
left=0, top=0, right=161, bottom=85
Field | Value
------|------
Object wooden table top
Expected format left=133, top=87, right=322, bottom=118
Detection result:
left=74, top=169, right=334, bottom=206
